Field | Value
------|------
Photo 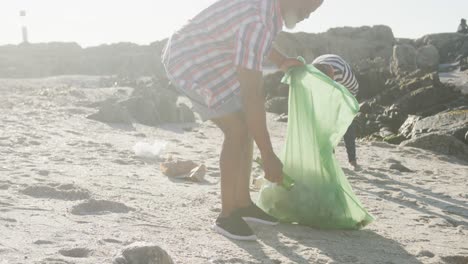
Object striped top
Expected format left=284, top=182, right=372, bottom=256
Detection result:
left=312, top=54, right=359, bottom=96
left=162, top=0, right=283, bottom=108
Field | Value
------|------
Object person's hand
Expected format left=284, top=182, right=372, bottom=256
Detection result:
left=280, top=58, right=305, bottom=72
left=262, top=152, right=284, bottom=184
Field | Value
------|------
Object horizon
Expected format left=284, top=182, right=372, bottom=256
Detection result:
left=1, top=0, right=468, bottom=47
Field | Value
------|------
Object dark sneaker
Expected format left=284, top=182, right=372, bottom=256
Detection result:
left=212, top=215, right=257, bottom=241
left=236, top=203, right=279, bottom=225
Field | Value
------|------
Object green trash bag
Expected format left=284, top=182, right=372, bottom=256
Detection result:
left=257, top=63, right=375, bottom=229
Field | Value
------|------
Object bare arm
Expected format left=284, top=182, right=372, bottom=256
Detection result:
left=237, top=67, right=283, bottom=183
left=268, top=46, right=305, bottom=72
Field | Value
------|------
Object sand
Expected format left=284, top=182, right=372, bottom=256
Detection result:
left=0, top=76, right=467, bottom=264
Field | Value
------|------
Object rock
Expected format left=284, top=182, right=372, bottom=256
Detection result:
left=416, top=45, right=440, bottom=71
left=383, top=134, right=406, bottom=145
left=265, top=97, right=288, bottom=115
left=415, top=33, right=467, bottom=63
left=395, top=85, right=458, bottom=116
left=263, top=71, right=287, bottom=99
left=391, top=44, right=417, bottom=75
left=399, top=115, right=423, bottom=138
left=400, top=133, right=468, bottom=160
left=160, top=158, right=198, bottom=177
left=275, top=25, right=395, bottom=65
left=87, top=100, right=133, bottom=124
left=177, top=103, right=195, bottom=123
left=186, top=164, right=206, bottom=182
left=354, top=58, right=392, bottom=99
left=121, top=97, right=161, bottom=126
left=412, top=110, right=468, bottom=142
left=114, top=242, right=174, bottom=264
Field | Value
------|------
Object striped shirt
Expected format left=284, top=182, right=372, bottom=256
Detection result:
left=162, top=0, right=283, bottom=108
left=312, top=54, right=359, bottom=96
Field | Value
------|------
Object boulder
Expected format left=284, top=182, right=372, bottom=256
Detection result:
left=415, top=33, right=467, bottom=63
left=411, top=110, right=468, bottom=143
left=416, top=45, right=440, bottom=71
left=394, top=85, right=458, bottom=116
left=399, top=115, right=423, bottom=138
left=265, top=97, right=288, bottom=115
left=353, top=57, right=392, bottom=99
left=114, top=242, right=174, bottom=264
left=263, top=71, right=287, bottom=99
left=121, top=97, right=161, bottom=126
left=87, top=100, right=133, bottom=124
left=390, top=44, right=417, bottom=75
left=400, top=133, right=468, bottom=160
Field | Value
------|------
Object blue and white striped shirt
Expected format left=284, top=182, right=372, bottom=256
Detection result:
left=312, top=54, right=359, bottom=96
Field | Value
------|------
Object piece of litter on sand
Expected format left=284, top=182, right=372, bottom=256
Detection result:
left=133, top=140, right=167, bottom=159
left=160, top=157, right=198, bottom=177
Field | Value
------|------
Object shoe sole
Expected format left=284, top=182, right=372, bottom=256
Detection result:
left=212, top=225, right=257, bottom=241
left=242, top=217, right=279, bottom=226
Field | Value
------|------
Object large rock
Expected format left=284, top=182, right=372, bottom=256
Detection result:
left=412, top=110, right=468, bottom=143
left=353, top=57, right=392, bottom=99
left=114, top=242, right=174, bottom=264
left=394, top=85, right=458, bottom=116
left=87, top=100, right=133, bottom=124
left=400, top=133, right=468, bottom=160
left=0, top=40, right=168, bottom=78
left=121, top=97, right=161, bottom=126
left=416, top=45, right=440, bottom=71
left=274, top=25, right=395, bottom=65
left=415, top=33, right=467, bottom=63
left=390, top=44, right=417, bottom=75
left=399, top=115, right=423, bottom=138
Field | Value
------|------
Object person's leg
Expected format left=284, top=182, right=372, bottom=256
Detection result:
left=236, top=128, right=254, bottom=208
left=211, top=112, right=258, bottom=240
left=344, top=120, right=357, bottom=164
left=211, top=112, right=250, bottom=217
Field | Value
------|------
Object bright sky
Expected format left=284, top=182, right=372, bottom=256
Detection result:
left=1, top=0, right=467, bottom=47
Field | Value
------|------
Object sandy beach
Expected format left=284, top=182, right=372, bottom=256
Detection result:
left=0, top=76, right=467, bottom=264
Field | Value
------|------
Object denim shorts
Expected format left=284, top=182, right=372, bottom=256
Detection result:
left=173, top=84, right=243, bottom=121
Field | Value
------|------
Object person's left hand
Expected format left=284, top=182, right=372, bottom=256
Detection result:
left=280, top=58, right=305, bottom=72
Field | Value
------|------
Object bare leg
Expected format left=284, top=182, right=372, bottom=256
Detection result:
left=212, top=112, right=250, bottom=217
left=236, top=134, right=254, bottom=208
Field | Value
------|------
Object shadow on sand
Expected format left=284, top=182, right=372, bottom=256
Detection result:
left=232, top=224, right=421, bottom=264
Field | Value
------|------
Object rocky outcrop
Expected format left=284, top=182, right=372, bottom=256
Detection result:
left=415, top=33, right=468, bottom=63
left=411, top=110, right=468, bottom=143
left=390, top=44, right=417, bottom=75
left=416, top=45, right=440, bottom=71
left=87, top=77, right=195, bottom=126
left=0, top=40, right=168, bottom=78
left=400, top=133, right=468, bottom=161
left=274, top=25, right=395, bottom=65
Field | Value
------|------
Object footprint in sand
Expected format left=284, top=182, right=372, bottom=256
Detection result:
left=58, top=247, right=92, bottom=258
left=70, top=199, right=134, bottom=215
left=20, top=184, right=91, bottom=201
left=34, top=240, right=54, bottom=245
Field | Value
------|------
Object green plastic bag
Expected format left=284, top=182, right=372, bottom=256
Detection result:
left=257, top=63, right=374, bottom=229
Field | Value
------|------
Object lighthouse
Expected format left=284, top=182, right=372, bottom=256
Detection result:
left=20, top=10, right=29, bottom=44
